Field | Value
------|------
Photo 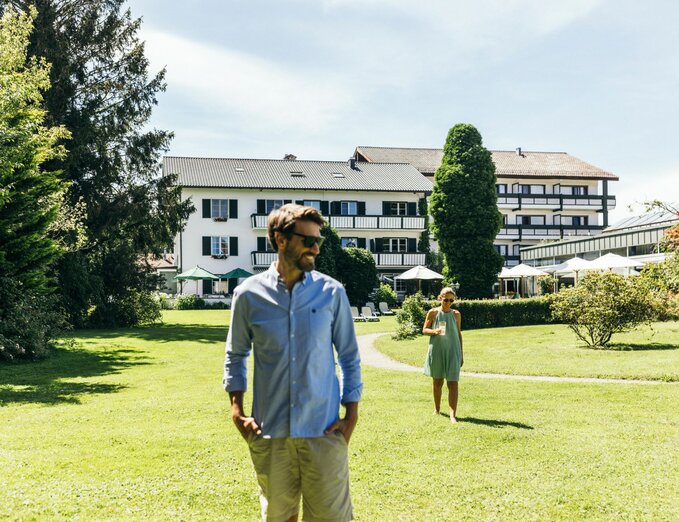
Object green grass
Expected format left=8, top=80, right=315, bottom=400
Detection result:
left=376, top=321, right=679, bottom=382
left=1, top=311, right=678, bottom=520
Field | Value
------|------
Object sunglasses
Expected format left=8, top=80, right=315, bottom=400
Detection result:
left=442, top=298, right=455, bottom=303
left=291, top=232, right=325, bottom=248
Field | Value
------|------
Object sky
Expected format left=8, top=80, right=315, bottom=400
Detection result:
left=128, top=0, right=679, bottom=224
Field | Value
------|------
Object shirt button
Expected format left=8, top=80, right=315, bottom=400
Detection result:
left=292, top=357, right=296, bottom=361
left=291, top=403, right=294, bottom=408
left=290, top=333, right=295, bottom=338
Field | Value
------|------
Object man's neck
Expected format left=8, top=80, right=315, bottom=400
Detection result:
left=275, top=259, right=304, bottom=292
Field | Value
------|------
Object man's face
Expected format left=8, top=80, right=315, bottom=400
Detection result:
left=279, top=220, right=322, bottom=272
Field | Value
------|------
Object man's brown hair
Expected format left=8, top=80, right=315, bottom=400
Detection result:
left=267, top=204, right=325, bottom=252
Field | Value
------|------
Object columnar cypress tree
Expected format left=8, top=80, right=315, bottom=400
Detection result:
left=3, top=0, right=194, bottom=326
left=429, top=124, right=504, bottom=298
left=0, top=8, right=70, bottom=359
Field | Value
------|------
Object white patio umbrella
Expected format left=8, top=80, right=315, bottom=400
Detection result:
left=588, top=253, right=645, bottom=270
left=551, top=257, right=596, bottom=285
left=499, top=264, right=549, bottom=297
left=395, top=265, right=444, bottom=292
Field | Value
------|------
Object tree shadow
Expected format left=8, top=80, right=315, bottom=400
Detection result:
left=454, top=416, right=534, bottom=430
left=0, top=345, right=148, bottom=406
left=606, top=342, right=679, bottom=351
left=71, top=323, right=229, bottom=345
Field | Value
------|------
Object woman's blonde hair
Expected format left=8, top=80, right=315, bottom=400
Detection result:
left=438, top=287, right=457, bottom=300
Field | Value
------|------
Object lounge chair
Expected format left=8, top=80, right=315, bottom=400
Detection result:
left=351, top=306, right=365, bottom=322
left=365, top=302, right=380, bottom=316
left=361, top=306, right=380, bottom=322
left=378, top=301, right=395, bottom=315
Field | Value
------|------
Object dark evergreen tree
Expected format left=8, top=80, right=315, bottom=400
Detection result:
left=315, top=223, right=342, bottom=280
left=0, top=8, right=69, bottom=359
left=3, top=0, right=194, bottom=326
left=336, top=247, right=378, bottom=306
left=429, top=124, right=503, bottom=298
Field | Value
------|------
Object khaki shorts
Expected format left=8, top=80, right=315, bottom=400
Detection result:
left=248, top=432, right=353, bottom=522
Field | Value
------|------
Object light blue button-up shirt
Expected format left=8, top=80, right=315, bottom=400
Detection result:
left=224, top=263, right=362, bottom=438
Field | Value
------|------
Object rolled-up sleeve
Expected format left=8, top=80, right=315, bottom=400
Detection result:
left=223, top=291, right=252, bottom=392
left=332, top=289, right=363, bottom=404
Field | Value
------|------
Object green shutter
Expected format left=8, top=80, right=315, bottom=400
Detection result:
left=229, top=199, right=238, bottom=219
left=202, top=199, right=211, bottom=218
left=229, top=237, right=238, bottom=256
left=202, top=236, right=211, bottom=256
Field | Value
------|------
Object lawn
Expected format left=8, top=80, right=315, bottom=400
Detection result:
left=376, top=321, right=679, bottom=382
left=1, top=311, right=678, bottom=520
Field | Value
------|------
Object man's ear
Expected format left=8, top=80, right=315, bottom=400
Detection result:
left=274, top=231, right=286, bottom=250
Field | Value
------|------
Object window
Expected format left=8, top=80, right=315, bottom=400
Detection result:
left=519, top=184, right=545, bottom=194
left=570, top=216, right=589, bottom=226
left=502, top=214, right=508, bottom=225
left=211, top=236, right=229, bottom=257
left=341, top=238, right=358, bottom=248
left=211, top=199, right=229, bottom=219
left=341, top=201, right=358, bottom=215
left=390, top=202, right=407, bottom=216
left=494, top=244, right=508, bottom=256
left=518, top=215, right=545, bottom=225
left=512, top=244, right=522, bottom=256
left=384, top=238, right=407, bottom=252
left=266, top=199, right=284, bottom=214
left=303, top=200, right=321, bottom=210
left=562, top=185, right=588, bottom=196
left=496, top=184, right=507, bottom=194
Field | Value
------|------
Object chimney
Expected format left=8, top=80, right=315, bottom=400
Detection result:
left=283, top=153, right=297, bottom=160
left=348, top=157, right=357, bottom=170
left=515, top=147, right=522, bottom=156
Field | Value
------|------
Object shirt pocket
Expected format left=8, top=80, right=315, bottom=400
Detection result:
left=307, top=306, right=333, bottom=347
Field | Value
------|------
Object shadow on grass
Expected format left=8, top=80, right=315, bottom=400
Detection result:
left=606, top=342, right=679, bottom=351
left=70, top=323, right=229, bottom=345
left=455, top=416, right=534, bottom=430
left=0, top=346, right=148, bottom=406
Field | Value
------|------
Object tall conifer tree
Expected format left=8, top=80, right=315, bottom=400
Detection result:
left=429, top=124, right=504, bottom=298
left=3, top=0, right=194, bottom=326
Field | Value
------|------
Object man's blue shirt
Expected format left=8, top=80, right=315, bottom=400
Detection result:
left=223, top=263, right=363, bottom=438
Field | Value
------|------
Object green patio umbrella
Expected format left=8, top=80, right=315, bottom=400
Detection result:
left=218, top=268, right=254, bottom=280
left=174, top=265, right=219, bottom=295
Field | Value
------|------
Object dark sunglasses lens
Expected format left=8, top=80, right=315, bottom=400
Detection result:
left=443, top=299, right=454, bottom=302
left=303, top=236, right=325, bottom=248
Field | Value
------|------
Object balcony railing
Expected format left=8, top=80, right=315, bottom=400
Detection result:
left=497, top=224, right=604, bottom=240
left=497, top=194, right=616, bottom=211
left=250, top=214, right=425, bottom=230
left=251, top=251, right=426, bottom=268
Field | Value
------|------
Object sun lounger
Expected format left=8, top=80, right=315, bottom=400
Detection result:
left=365, top=302, right=380, bottom=316
left=378, top=301, right=395, bottom=315
left=361, top=306, right=380, bottom=322
left=351, top=306, right=366, bottom=322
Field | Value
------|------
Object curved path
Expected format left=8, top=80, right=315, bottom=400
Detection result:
left=357, top=333, right=675, bottom=385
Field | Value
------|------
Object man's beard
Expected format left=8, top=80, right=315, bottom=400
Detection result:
left=284, top=248, right=316, bottom=272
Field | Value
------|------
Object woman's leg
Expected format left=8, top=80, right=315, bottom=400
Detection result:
left=447, top=381, right=459, bottom=423
left=432, top=378, right=444, bottom=413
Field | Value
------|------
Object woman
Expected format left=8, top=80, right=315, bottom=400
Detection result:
left=422, top=287, right=464, bottom=423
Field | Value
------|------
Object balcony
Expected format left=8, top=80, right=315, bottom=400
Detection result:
left=250, top=214, right=426, bottom=230
left=497, top=224, right=604, bottom=241
left=251, top=251, right=426, bottom=269
left=497, top=194, right=616, bottom=211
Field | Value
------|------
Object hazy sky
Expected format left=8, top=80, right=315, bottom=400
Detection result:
left=129, top=0, right=679, bottom=223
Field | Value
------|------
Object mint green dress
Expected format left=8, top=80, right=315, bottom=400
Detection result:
left=423, top=310, right=462, bottom=381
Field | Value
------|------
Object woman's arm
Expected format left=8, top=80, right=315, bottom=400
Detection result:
left=422, top=309, right=441, bottom=336
left=454, top=310, right=464, bottom=366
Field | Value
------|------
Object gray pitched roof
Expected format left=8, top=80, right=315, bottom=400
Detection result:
left=163, top=156, right=433, bottom=193
left=354, top=146, right=619, bottom=181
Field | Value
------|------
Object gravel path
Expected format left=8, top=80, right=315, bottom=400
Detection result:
left=357, top=333, right=675, bottom=385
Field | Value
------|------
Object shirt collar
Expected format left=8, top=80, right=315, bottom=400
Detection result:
left=266, top=262, right=313, bottom=287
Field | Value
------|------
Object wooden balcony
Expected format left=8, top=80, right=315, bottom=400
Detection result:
left=497, top=194, right=616, bottom=211
left=251, top=251, right=426, bottom=268
left=497, top=224, right=605, bottom=241
left=250, top=214, right=426, bottom=230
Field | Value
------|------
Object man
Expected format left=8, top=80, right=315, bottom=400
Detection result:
left=224, top=204, right=362, bottom=522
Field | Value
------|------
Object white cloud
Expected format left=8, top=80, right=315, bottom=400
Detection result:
left=142, top=29, right=356, bottom=135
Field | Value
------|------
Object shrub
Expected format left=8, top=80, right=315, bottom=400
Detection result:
left=175, top=294, right=206, bottom=310
left=374, top=283, right=397, bottom=307
left=455, top=297, right=553, bottom=330
left=337, top=247, right=378, bottom=306
left=394, top=292, right=431, bottom=339
left=88, top=289, right=162, bottom=327
left=538, top=275, right=559, bottom=295
left=550, top=271, right=659, bottom=348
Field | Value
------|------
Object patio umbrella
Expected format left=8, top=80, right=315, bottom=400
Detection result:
left=551, top=257, right=596, bottom=286
left=505, top=263, right=549, bottom=297
left=395, top=265, right=444, bottom=292
left=588, top=253, right=645, bottom=270
left=174, top=265, right=219, bottom=295
left=219, top=268, right=254, bottom=279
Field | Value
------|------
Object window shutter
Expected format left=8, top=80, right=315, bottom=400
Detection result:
left=257, top=199, right=265, bottom=214
left=369, top=239, right=375, bottom=253
left=357, top=238, right=366, bottom=249
left=202, top=199, right=211, bottom=218
left=407, top=202, right=417, bottom=216
left=202, top=279, right=212, bottom=295
left=320, top=201, right=329, bottom=215
left=374, top=238, right=383, bottom=252
left=202, top=236, right=211, bottom=256
left=295, top=200, right=304, bottom=205
left=257, top=237, right=266, bottom=251
left=407, top=238, right=416, bottom=252
left=229, top=237, right=239, bottom=256
left=229, top=199, right=238, bottom=219
left=358, top=202, right=366, bottom=215
left=330, top=201, right=340, bottom=215
left=382, top=201, right=390, bottom=215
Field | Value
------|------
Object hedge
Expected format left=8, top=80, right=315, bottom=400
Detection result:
left=453, top=297, right=554, bottom=330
